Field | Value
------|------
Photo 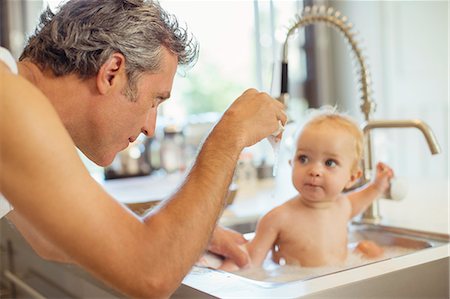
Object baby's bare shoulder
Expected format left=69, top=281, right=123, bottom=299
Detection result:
left=268, top=198, right=299, bottom=215
left=261, top=200, right=301, bottom=225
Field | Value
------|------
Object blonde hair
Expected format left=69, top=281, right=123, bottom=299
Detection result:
left=297, top=106, right=364, bottom=173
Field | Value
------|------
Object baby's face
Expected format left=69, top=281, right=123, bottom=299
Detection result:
left=291, top=123, right=358, bottom=202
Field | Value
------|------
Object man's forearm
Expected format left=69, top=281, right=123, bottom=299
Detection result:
left=142, top=122, right=243, bottom=286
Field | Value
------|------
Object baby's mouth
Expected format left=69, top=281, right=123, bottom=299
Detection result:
left=305, top=182, right=320, bottom=187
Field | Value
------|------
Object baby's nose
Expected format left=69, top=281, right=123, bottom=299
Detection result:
left=309, top=164, right=322, bottom=177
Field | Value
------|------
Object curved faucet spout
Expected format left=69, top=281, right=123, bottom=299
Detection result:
left=362, top=119, right=441, bottom=155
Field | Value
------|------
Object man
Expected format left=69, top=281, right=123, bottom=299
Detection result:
left=0, top=0, right=286, bottom=298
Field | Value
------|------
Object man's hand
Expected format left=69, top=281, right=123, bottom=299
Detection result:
left=214, top=88, right=287, bottom=150
left=207, top=226, right=249, bottom=268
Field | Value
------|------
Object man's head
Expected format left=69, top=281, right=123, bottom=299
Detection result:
left=21, top=0, right=198, bottom=100
left=290, top=109, right=363, bottom=202
left=20, top=0, right=198, bottom=166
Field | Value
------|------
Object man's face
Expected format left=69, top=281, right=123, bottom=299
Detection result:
left=82, top=49, right=178, bottom=166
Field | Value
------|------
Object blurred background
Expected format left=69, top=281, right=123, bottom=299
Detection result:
left=0, top=0, right=449, bottom=185
left=1, top=1, right=448, bottom=297
left=1, top=0, right=448, bottom=186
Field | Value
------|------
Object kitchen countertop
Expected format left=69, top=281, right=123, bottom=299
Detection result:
left=101, top=172, right=449, bottom=236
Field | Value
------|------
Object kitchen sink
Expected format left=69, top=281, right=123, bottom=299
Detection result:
left=216, top=223, right=449, bottom=285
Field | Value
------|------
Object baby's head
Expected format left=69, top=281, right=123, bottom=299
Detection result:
left=290, top=107, right=363, bottom=200
left=298, top=108, right=363, bottom=173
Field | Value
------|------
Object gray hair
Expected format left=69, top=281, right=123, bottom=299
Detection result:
left=20, top=0, right=198, bottom=100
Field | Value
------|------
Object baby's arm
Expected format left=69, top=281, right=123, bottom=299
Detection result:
left=219, top=209, right=280, bottom=270
left=348, top=162, right=394, bottom=218
left=246, top=210, right=280, bottom=267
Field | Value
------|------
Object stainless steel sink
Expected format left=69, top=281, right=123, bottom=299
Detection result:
left=218, top=223, right=449, bottom=285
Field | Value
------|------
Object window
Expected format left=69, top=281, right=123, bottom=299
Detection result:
left=159, top=1, right=305, bottom=119
left=37, top=0, right=305, bottom=179
left=40, top=0, right=304, bottom=120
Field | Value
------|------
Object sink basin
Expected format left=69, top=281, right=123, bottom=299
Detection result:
left=184, top=222, right=449, bottom=298
left=217, top=223, right=449, bottom=285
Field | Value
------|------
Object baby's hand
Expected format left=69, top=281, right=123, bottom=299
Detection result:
left=373, top=162, right=394, bottom=194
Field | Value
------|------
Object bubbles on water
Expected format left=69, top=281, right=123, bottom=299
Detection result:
left=231, top=246, right=417, bottom=283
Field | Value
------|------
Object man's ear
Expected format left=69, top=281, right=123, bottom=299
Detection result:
left=345, top=169, right=363, bottom=189
left=288, top=159, right=292, bottom=167
left=97, top=53, right=126, bottom=95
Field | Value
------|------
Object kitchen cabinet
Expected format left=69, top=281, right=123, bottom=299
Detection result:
left=0, top=217, right=210, bottom=298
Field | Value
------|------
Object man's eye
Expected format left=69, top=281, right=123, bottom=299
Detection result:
left=151, top=98, right=163, bottom=108
left=325, top=159, right=337, bottom=167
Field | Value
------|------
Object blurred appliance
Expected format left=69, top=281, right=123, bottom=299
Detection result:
left=104, top=135, right=152, bottom=180
left=160, top=124, right=186, bottom=173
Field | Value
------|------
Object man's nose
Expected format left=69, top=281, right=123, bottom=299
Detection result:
left=141, top=108, right=157, bottom=137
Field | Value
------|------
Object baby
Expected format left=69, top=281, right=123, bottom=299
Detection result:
left=221, top=109, right=393, bottom=270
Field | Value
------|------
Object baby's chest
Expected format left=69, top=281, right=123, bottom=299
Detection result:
left=279, top=215, right=348, bottom=246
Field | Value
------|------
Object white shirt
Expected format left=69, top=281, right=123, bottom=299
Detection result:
left=0, top=46, right=18, bottom=218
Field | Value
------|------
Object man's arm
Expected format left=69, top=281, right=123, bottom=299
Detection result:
left=348, top=162, right=393, bottom=218
left=6, top=210, right=72, bottom=263
left=0, top=65, right=285, bottom=298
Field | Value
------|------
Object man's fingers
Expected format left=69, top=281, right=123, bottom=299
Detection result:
left=223, top=243, right=249, bottom=267
left=271, top=120, right=285, bottom=137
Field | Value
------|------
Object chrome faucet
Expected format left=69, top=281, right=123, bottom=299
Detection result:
left=278, top=5, right=441, bottom=223
left=360, top=120, right=441, bottom=223
left=278, top=5, right=376, bottom=120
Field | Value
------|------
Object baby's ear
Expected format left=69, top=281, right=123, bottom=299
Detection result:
left=345, top=169, right=363, bottom=189
left=288, top=159, right=292, bottom=166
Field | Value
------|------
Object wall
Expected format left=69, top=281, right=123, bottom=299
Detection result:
left=274, top=1, right=448, bottom=222
left=327, top=0, right=448, bottom=180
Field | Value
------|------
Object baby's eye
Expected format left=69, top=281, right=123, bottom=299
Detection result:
left=298, top=155, right=309, bottom=164
left=325, top=159, right=337, bottom=168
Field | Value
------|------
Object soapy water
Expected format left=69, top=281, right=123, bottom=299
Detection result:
left=230, top=245, right=417, bottom=283
left=269, top=138, right=281, bottom=177
left=268, top=119, right=285, bottom=177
